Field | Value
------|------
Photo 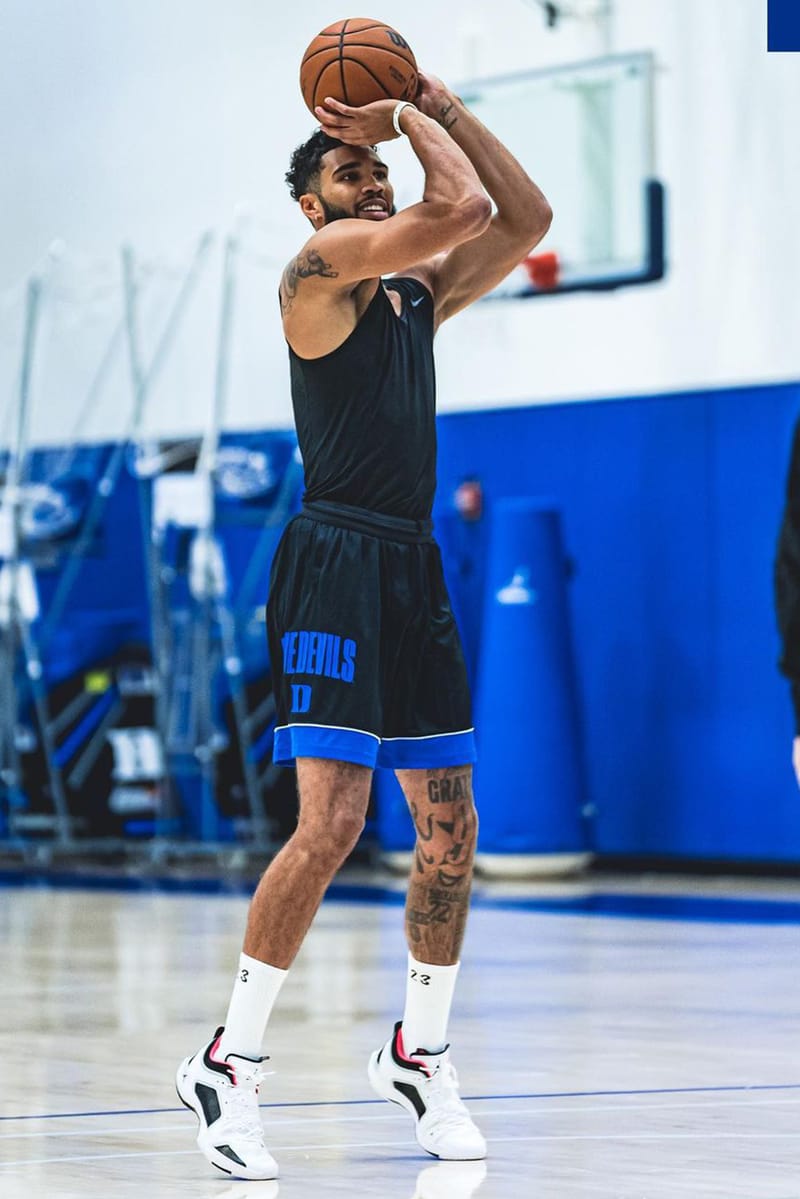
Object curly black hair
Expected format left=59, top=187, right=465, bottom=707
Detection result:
left=285, top=130, right=346, bottom=201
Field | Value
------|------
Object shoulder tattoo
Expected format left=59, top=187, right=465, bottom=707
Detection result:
left=280, top=249, right=339, bottom=313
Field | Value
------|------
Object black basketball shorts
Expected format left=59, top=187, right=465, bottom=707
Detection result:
left=266, top=500, right=477, bottom=770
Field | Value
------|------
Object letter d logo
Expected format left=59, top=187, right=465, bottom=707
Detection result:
left=290, top=684, right=312, bottom=714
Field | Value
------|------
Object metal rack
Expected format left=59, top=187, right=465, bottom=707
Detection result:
left=0, top=233, right=300, bottom=867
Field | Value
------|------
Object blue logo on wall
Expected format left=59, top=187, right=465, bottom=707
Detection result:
left=496, top=568, right=536, bottom=606
left=769, top=0, right=800, bottom=50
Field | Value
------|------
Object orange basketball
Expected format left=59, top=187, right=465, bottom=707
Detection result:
left=300, top=18, right=418, bottom=117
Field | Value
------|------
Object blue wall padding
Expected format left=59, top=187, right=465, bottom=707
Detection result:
left=434, top=381, right=800, bottom=862
left=435, top=510, right=488, bottom=687
left=17, top=382, right=800, bottom=863
left=472, top=500, right=588, bottom=854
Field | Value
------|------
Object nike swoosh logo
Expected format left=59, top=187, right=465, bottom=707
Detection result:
left=410, top=295, right=425, bottom=307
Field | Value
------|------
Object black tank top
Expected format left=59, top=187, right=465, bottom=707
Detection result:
left=288, top=277, right=436, bottom=521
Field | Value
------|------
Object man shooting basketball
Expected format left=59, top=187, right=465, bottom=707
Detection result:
left=177, top=71, right=551, bottom=1180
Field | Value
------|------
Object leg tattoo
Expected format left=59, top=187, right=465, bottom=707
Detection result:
left=400, top=769, right=477, bottom=964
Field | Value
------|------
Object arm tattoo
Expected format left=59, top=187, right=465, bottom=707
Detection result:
left=280, top=249, right=339, bottom=313
left=438, top=101, right=458, bottom=131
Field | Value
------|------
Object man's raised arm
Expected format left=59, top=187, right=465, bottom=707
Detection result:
left=412, top=73, right=553, bottom=323
left=307, top=98, right=492, bottom=286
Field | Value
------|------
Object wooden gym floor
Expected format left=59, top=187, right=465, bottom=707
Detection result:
left=1, top=870, right=799, bottom=1198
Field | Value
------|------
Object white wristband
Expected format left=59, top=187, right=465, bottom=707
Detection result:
left=392, top=100, right=415, bottom=136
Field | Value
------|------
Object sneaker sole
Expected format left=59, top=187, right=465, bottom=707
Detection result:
left=175, top=1058, right=279, bottom=1181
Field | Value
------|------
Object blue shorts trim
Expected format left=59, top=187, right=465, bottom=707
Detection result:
left=273, top=725, right=477, bottom=770
left=378, top=729, right=477, bottom=769
left=273, top=723, right=379, bottom=768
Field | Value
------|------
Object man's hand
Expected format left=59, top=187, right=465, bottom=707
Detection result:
left=315, top=97, right=405, bottom=144
left=792, top=737, right=800, bottom=788
left=415, top=72, right=460, bottom=131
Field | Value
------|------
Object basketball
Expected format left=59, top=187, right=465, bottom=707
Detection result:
left=300, top=18, right=418, bottom=117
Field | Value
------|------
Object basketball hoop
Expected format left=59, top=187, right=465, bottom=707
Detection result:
left=522, top=251, right=561, bottom=292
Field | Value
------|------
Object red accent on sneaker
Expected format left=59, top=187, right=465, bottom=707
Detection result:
left=208, top=1033, right=238, bottom=1085
left=396, top=1024, right=432, bottom=1078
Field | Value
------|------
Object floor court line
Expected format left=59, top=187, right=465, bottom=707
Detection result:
left=2, top=1129, right=799, bottom=1170
left=3, top=1094, right=800, bottom=1142
left=3, top=1080, right=799, bottom=1123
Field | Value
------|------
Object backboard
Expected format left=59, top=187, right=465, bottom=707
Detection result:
left=459, top=51, right=665, bottom=299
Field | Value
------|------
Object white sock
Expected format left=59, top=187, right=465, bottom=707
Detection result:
left=401, top=953, right=460, bottom=1055
left=217, top=953, right=288, bottom=1060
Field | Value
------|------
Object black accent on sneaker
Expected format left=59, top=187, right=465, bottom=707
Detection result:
left=391, top=1022, right=428, bottom=1074
left=216, top=1144, right=248, bottom=1167
left=394, top=1080, right=427, bottom=1120
left=203, top=1028, right=236, bottom=1083
left=195, top=1082, right=222, bottom=1126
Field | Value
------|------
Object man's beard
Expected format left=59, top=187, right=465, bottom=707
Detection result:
left=319, top=197, right=397, bottom=223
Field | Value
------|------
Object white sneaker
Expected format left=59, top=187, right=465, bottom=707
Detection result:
left=368, top=1022, right=487, bottom=1161
left=176, top=1026, right=279, bottom=1180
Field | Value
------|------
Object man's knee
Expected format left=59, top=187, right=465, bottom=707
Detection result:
left=325, top=806, right=367, bottom=860
left=290, top=802, right=366, bottom=869
left=295, top=758, right=371, bottom=863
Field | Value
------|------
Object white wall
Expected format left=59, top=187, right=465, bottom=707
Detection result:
left=1, top=0, right=798, bottom=444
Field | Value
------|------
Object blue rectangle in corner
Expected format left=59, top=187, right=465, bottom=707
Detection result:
left=769, top=0, right=800, bottom=50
